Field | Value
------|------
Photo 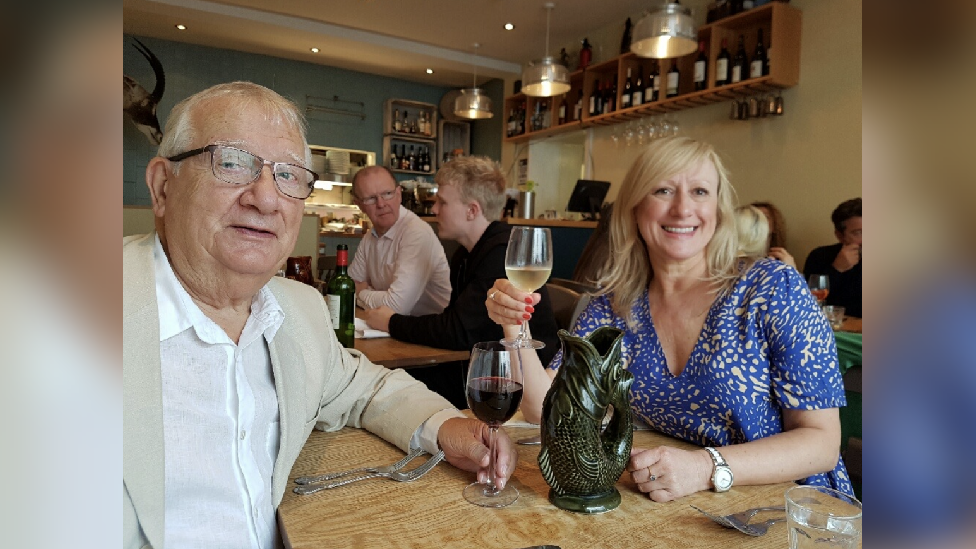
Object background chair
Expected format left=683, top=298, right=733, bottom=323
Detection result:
left=545, top=283, right=581, bottom=332
left=549, top=277, right=598, bottom=295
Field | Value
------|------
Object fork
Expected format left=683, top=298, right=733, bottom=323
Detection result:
left=690, top=505, right=785, bottom=535
left=294, top=447, right=425, bottom=485
left=293, top=450, right=445, bottom=494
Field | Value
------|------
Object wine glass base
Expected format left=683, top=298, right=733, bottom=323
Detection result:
left=500, top=338, right=546, bottom=350
left=463, top=481, right=519, bottom=507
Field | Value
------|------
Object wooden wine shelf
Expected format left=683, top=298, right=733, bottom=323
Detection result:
left=503, top=2, right=801, bottom=144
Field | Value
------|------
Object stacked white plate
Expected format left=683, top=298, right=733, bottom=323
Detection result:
left=325, top=150, right=351, bottom=175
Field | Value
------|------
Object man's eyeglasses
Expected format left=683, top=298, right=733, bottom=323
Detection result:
left=356, top=187, right=399, bottom=206
left=167, top=145, right=319, bottom=200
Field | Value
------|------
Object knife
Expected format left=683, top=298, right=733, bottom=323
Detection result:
left=515, top=546, right=561, bottom=549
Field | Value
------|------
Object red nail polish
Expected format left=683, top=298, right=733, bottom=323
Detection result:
left=523, top=314, right=531, bottom=320
left=525, top=297, right=533, bottom=303
left=525, top=306, right=535, bottom=313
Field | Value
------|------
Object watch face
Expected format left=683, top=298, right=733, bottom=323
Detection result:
left=714, top=467, right=733, bottom=490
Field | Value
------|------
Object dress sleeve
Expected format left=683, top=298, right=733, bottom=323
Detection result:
left=546, top=293, right=616, bottom=371
left=761, top=266, right=847, bottom=410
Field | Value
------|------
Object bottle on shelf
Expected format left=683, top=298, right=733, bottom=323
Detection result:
left=507, top=107, right=516, bottom=137
left=557, top=98, right=567, bottom=125
left=390, top=144, right=398, bottom=169
left=574, top=91, right=582, bottom=121
left=750, top=28, right=768, bottom=78
left=650, top=62, right=661, bottom=102
left=422, top=147, right=431, bottom=172
left=401, top=145, right=409, bottom=171
left=326, top=244, right=355, bottom=348
left=621, top=67, right=633, bottom=109
left=694, top=40, right=708, bottom=91
left=393, top=108, right=401, bottom=132
left=666, top=62, right=680, bottom=98
left=601, top=80, right=610, bottom=114
left=408, top=145, right=416, bottom=171
left=607, top=79, right=617, bottom=113
left=633, top=67, right=644, bottom=106
left=731, top=34, right=748, bottom=84
left=589, top=82, right=599, bottom=116
left=716, top=38, right=732, bottom=86
left=402, top=110, right=409, bottom=133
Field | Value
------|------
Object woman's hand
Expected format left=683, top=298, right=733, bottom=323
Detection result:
left=485, top=279, right=541, bottom=340
left=627, top=446, right=713, bottom=502
left=768, top=247, right=797, bottom=269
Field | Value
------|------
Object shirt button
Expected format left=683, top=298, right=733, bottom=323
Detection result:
left=240, top=430, right=246, bottom=440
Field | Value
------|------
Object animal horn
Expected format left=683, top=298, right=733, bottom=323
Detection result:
left=132, top=38, right=165, bottom=104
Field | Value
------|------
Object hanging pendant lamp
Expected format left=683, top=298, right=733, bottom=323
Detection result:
left=454, top=43, right=494, bottom=119
left=630, top=0, right=697, bottom=59
left=521, top=2, right=570, bottom=97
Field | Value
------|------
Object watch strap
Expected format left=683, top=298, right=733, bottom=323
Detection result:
left=704, top=446, right=728, bottom=467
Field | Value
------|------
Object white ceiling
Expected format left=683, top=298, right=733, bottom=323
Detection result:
left=123, top=0, right=710, bottom=88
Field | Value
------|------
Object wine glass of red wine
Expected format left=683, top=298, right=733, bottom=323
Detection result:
left=808, top=274, right=830, bottom=307
left=463, top=341, right=524, bottom=507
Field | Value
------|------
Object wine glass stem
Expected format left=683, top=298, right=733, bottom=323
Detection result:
left=485, top=425, right=499, bottom=495
left=516, top=321, right=528, bottom=347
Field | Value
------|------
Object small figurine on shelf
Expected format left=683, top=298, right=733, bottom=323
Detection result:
left=578, top=38, right=592, bottom=70
left=620, top=17, right=632, bottom=54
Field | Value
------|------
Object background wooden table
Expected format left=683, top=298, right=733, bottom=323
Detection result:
left=354, top=337, right=469, bottom=369
left=279, top=418, right=827, bottom=549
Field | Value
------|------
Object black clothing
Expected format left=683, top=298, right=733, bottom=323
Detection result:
left=388, top=221, right=560, bottom=408
left=803, top=243, right=862, bottom=318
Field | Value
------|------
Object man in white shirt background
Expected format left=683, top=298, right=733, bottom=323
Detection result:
left=350, top=166, right=451, bottom=315
left=123, top=81, right=516, bottom=549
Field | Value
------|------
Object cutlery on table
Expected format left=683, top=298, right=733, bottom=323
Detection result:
left=690, top=505, right=786, bottom=536
left=294, top=450, right=445, bottom=494
left=294, top=447, right=425, bottom=485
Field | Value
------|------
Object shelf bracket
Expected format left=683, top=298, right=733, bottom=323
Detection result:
left=305, top=95, right=366, bottom=121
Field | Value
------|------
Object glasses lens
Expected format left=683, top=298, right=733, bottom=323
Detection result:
left=212, top=147, right=260, bottom=184
left=274, top=164, right=315, bottom=199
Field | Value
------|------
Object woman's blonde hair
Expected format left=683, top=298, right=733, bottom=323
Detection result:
left=434, top=156, right=506, bottom=221
left=598, top=136, right=739, bottom=329
left=734, top=205, right=770, bottom=259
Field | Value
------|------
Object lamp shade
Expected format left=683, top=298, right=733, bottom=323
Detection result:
left=521, top=57, right=571, bottom=97
left=454, top=88, right=494, bottom=119
left=630, top=2, right=697, bottom=59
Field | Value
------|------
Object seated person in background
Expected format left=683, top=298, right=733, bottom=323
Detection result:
left=350, top=166, right=451, bottom=316
left=572, top=202, right=613, bottom=287
left=124, top=82, right=516, bottom=549
left=750, top=201, right=797, bottom=268
left=734, top=204, right=772, bottom=258
left=361, top=156, right=560, bottom=408
left=487, top=136, right=852, bottom=502
left=803, top=197, right=862, bottom=318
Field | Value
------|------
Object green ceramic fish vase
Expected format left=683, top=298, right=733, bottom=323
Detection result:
left=538, top=326, right=634, bottom=514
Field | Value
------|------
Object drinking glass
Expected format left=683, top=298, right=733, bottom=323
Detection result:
left=821, top=305, right=845, bottom=330
left=503, top=227, right=552, bottom=349
left=786, top=485, right=861, bottom=549
left=807, top=274, right=830, bottom=306
left=463, top=341, right=524, bottom=507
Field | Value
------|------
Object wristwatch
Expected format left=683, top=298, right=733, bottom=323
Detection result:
left=704, top=446, right=734, bottom=492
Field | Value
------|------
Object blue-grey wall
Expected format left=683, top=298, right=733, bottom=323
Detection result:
left=124, top=35, right=503, bottom=205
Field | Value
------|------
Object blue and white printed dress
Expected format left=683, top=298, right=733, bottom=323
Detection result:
left=549, top=258, right=853, bottom=496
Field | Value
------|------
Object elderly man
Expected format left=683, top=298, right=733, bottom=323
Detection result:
left=123, top=82, right=516, bottom=549
left=361, top=156, right=559, bottom=408
left=803, top=197, right=862, bottom=317
left=349, top=166, right=450, bottom=315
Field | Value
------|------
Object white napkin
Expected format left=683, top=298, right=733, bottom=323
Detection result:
left=354, top=318, right=390, bottom=339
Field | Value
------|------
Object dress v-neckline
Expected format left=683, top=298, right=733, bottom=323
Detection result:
left=643, top=289, right=718, bottom=378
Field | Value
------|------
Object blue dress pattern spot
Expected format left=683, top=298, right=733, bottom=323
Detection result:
left=548, top=258, right=853, bottom=496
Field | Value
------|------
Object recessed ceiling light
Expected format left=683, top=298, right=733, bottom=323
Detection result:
left=175, top=24, right=187, bottom=30
left=310, top=47, right=320, bottom=53
left=426, top=68, right=434, bottom=74
left=504, top=23, right=515, bottom=30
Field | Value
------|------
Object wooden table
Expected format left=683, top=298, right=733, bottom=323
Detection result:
left=355, top=337, right=469, bottom=369
left=840, top=316, right=862, bottom=333
left=279, top=418, right=813, bottom=549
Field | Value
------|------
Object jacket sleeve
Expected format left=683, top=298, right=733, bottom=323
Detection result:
left=388, top=245, right=506, bottom=351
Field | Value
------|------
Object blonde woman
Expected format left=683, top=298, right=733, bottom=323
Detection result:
left=486, top=137, right=851, bottom=502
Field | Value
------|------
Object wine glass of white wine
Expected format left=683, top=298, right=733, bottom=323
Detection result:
left=503, top=227, right=552, bottom=349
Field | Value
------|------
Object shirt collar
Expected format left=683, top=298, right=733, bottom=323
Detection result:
left=153, top=234, right=284, bottom=344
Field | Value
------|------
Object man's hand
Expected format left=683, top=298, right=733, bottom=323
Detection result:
left=359, top=305, right=394, bottom=332
left=832, top=242, right=861, bottom=272
left=437, top=418, right=518, bottom=489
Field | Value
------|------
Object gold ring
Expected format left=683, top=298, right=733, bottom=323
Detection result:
left=489, top=290, right=498, bottom=302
